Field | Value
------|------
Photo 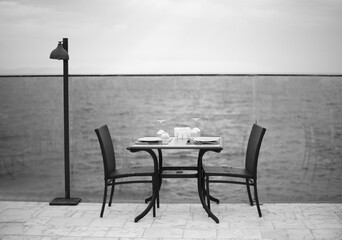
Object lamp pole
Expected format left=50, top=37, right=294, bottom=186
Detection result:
left=49, top=38, right=81, bottom=205
left=62, top=38, right=70, bottom=200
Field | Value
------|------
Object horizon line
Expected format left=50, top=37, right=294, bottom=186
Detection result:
left=1, top=73, right=342, bottom=78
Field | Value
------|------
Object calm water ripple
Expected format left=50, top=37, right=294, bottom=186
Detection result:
left=0, top=75, right=342, bottom=203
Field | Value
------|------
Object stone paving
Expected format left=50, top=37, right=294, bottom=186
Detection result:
left=0, top=201, right=342, bottom=239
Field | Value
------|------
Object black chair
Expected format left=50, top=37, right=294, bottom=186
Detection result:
left=203, top=123, right=266, bottom=217
left=95, top=125, right=156, bottom=217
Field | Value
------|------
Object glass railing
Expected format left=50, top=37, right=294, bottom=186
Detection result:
left=0, top=75, right=341, bottom=203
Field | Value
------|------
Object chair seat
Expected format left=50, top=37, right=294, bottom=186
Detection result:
left=203, top=165, right=253, bottom=178
left=109, top=166, right=155, bottom=178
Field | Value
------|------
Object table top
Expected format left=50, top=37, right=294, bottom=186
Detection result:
left=127, top=137, right=223, bottom=150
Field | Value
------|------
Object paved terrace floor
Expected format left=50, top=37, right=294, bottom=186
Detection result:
left=0, top=201, right=342, bottom=239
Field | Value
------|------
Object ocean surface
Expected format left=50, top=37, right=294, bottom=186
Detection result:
left=0, top=75, right=342, bottom=203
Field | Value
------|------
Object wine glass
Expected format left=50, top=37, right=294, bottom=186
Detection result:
left=157, top=119, right=165, bottom=138
left=191, top=117, right=201, bottom=138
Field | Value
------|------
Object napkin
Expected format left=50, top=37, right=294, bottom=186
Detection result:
left=193, top=137, right=220, bottom=144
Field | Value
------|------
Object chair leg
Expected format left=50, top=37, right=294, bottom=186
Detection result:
left=246, top=178, right=253, bottom=206
left=201, top=170, right=205, bottom=200
left=203, top=170, right=219, bottom=205
left=109, top=180, right=115, bottom=207
left=157, top=191, right=160, bottom=208
left=206, top=175, right=211, bottom=211
left=209, top=194, right=220, bottom=204
left=152, top=177, right=156, bottom=217
left=253, top=179, right=262, bottom=217
left=157, top=174, right=160, bottom=208
left=100, top=183, right=108, bottom=218
left=146, top=175, right=161, bottom=208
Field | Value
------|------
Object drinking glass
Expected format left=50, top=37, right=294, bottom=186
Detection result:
left=157, top=119, right=165, bottom=138
left=191, top=117, right=201, bottom=138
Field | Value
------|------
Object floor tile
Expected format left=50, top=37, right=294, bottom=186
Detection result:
left=119, top=238, right=158, bottom=240
left=89, top=217, right=127, bottom=228
left=261, top=229, right=314, bottom=240
left=71, top=210, right=100, bottom=218
left=186, top=218, right=228, bottom=229
left=124, top=217, right=154, bottom=228
left=228, top=219, right=274, bottom=229
left=36, top=209, right=76, bottom=218
left=82, top=238, right=118, bottom=240
left=0, top=215, right=50, bottom=225
left=217, top=229, right=262, bottom=239
left=1, top=208, right=40, bottom=218
left=336, top=212, right=342, bottom=221
left=151, top=215, right=188, bottom=228
left=183, top=228, right=217, bottom=238
left=272, top=219, right=307, bottom=229
left=1, top=201, right=342, bottom=240
left=106, top=227, right=145, bottom=238
left=0, top=223, right=31, bottom=235
left=23, top=225, right=74, bottom=236
left=143, top=226, right=184, bottom=238
left=161, top=210, right=194, bottom=220
left=312, top=228, right=342, bottom=240
left=41, top=237, right=84, bottom=240
left=105, top=203, right=138, bottom=212
left=165, top=204, right=191, bottom=212
left=46, top=217, right=93, bottom=227
left=263, top=211, right=297, bottom=221
left=304, top=219, right=342, bottom=229
left=221, top=205, right=262, bottom=220
left=70, top=203, right=102, bottom=211
left=68, top=226, right=109, bottom=237
left=0, top=235, right=42, bottom=240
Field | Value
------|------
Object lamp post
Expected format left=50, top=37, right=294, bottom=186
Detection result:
left=49, top=38, right=81, bottom=205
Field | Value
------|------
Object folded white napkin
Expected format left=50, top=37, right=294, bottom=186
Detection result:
left=193, top=137, right=220, bottom=144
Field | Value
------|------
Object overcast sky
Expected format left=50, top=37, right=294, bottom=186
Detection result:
left=0, top=0, right=341, bottom=75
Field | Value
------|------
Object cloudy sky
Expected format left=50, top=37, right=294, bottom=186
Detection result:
left=0, top=0, right=341, bottom=75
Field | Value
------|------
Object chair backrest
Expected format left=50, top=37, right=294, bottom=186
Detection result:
left=95, top=125, right=116, bottom=180
left=245, top=124, right=266, bottom=178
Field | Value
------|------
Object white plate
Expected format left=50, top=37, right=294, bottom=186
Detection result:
left=193, top=137, right=220, bottom=142
left=138, top=137, right=162, bottom=142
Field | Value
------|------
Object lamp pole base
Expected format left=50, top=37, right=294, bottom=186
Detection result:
left=49, top=197, right=81, bottom=206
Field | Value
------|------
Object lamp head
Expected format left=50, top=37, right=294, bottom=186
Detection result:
left=50, top=41, right=69, bottom=60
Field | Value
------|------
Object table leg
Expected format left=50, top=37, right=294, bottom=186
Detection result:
left=129, top=149, right=159, bottom=223
left=197, top=149, right=220, bottom=223
left=157, top=149, right=162, bottom=207
left=145, top=149, right=162, bottom=208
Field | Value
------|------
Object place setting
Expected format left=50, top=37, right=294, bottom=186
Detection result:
left=133, top=118, right=221, bottom=146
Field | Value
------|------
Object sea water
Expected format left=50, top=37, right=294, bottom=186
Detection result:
left=0, top=75, right=341, bottom=203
